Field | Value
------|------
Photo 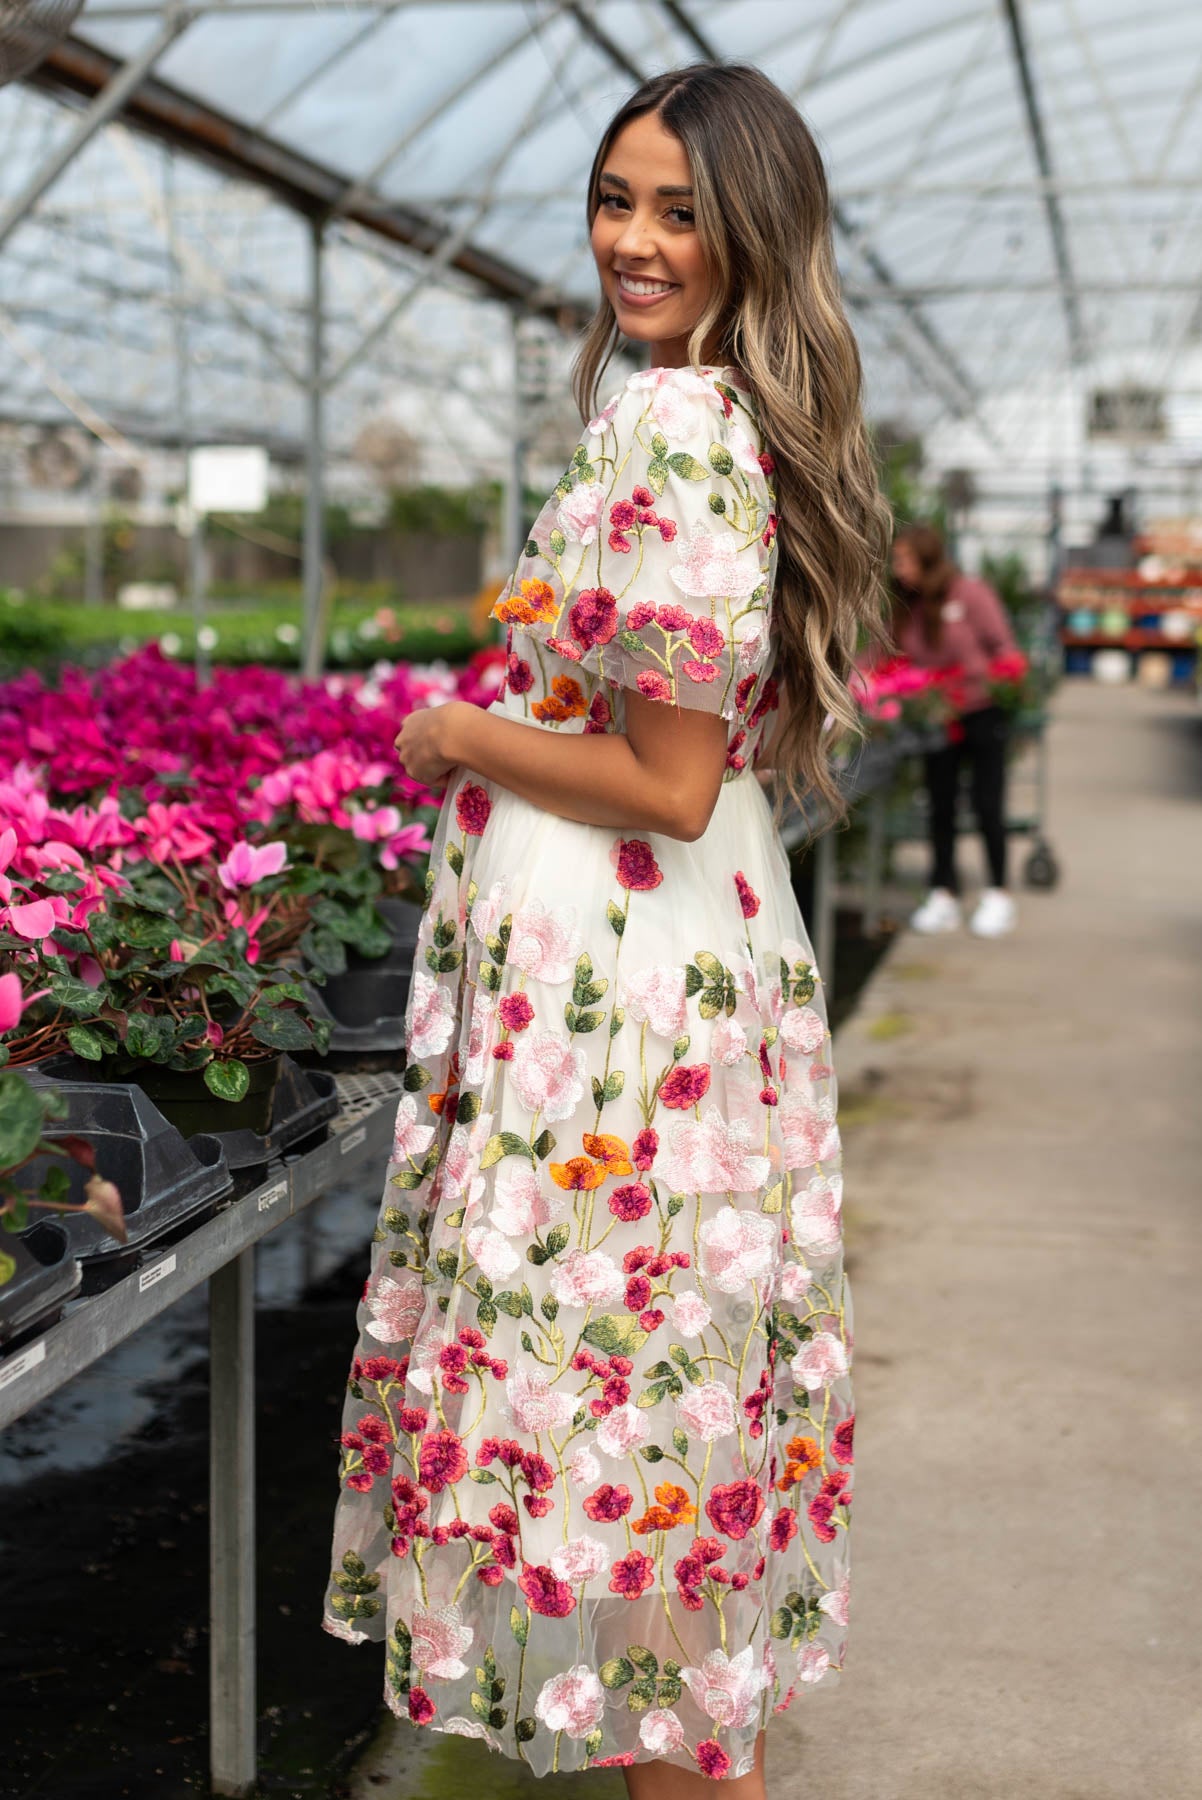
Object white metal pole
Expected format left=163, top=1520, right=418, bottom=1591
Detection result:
left=302, top=216, right=326, bottom=681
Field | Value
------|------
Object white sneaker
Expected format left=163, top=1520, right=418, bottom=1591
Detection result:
left=910, top=888, right=962, bottom=934
left=969, top=887, right=1016, bottom=937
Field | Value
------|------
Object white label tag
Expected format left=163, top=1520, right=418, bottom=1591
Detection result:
left=257, top=1179, right=288, bottom=1214
left=340, top=1124, right=368, bottom=1156
left=0, top=1339, right=46, bottom=1390
left=138, top=1252, right=177, bottom=1293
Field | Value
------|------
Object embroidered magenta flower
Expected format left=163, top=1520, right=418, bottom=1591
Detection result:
left=626, top=601, right=657, bottom=631
left=769, top=1507, right=799, bottom=1551
left=831, top=1415, right=856, bottom=1465
left=687, top=617, right=725, bottom=658
left=608, top=528, right=632, bottom=553
left=657, top=1062, right=711, bottom=1110
left=408, top=1687, right=435, bottom=1724
left=614, top=838, right=663, bottom=892
left=658, top=517, right=678, bottom=542
left=569, top=586, right=619, bottom=650
left=507, top=654, right=534, bottom=695
left=497, top=992, right=534, bottom=1033
left=632, top=1127, right=658, bottom=1171
left=609, top=1550, right=655, bottom=1599
left=455, top=782, right=491, bottom=836
left=417, top=1429, right=468, bottom=1492
left=519, top=1562, right=576, bottom=1618
left=608, top=1181, right=652, bottom=1222
left=695, top=1741, right=732, bottom=1779
left=704, top=1477, right=765, bottom=1540
left=609, top=499, right=637, bottom=529
left=583, top=1482, right=633, bottom=1523
left=635, top=670, right=673, bottom=702
left=734, top=871, right=760, bottom=918
left=682, top=659, right=718, bottom=685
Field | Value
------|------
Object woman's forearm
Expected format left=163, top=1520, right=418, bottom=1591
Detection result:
left=442, top=702, right=716, bottom=842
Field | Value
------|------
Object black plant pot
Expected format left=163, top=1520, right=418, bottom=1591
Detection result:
left=0, top=1219, right=82, bottom=1348
left=319, top=897, right=421, bottom=1030
left=130, top=1054, right=283, bottom=1139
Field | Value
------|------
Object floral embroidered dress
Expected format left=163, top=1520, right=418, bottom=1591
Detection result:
left=323, top=363, right=853, bottom=1780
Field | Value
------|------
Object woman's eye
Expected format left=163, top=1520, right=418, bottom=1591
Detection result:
left=667, top=206, right=695, bottom=225
left=598, top=192, right=627, bottom=211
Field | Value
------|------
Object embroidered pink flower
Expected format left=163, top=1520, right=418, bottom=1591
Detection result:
left=506, top=1368, right=578, bottom=1433
left=489, top=1163, right=565, bottom=1237
left=568, top=1445, right=601, bottom=1486
left=698, top=1207, right=776, bottom=1294
left=681, top=1646, right=769, bottom=1727
left=549, top=1534, right=608, bottom=1585
left=791, top=1330, right=850, bottom=1393
left=675, top=1381, right=738, bottom=1443
left=818, top=1573, right=850, bottom=1628
left=710, top=1016, right=747, bottom=1065
left=791, top=1172, right=843, bottom=1258
left=778, top=1006, right=825, bottom=1054
left=781, top=1094, right=840, bottom=1172
left=670, top=527, right=763, bottom=601
left=365, top=1274, right=425, bottom=1344
left=614, top=838, right=663, bottom=891
left=623, top=964, right=688, bottom=1038
left=661, top=1108, right=771, bottom=1196
left=797, top=1644, right=831, bottom=1684
left=596, top=1402, right=651, bottom=1457
left=704, top=1479, right=766, bottom=1541
left=779, top=1260, right=813, bottom=1303
left=669, top=1290, right=712, bottom=1337
left=464, top=1223, right=520, bottom=1284
left=519, top=1563, right=577, bottom=1619
left=410, top=1603, right=473, bottom=1680
left=534, top=1664, right=603, bottom=1736
left=391, top=1093, right=435, bottom=1163
left=639, top=1709, right=685, bottom=1755
left=556, top=481, right=607, bottom=545
left=569, top=587, right=619, bottom=648
left=658, top=1063, right=711, bottom=1110
left=509, top=899, right=582, bottom=983
left=418, top=1429, right=468, bottom=1492
left=455, top=783, right=491, bottom=836
left=734, top=871, right=760, bottom=918
left=511, top=1029, right=587, bottom=1122
left=609, top=1550, right=656, bottom=1598
left=407, top=971, right=456, bottom=1060
left=549, top=1248, right=624, bottom=1310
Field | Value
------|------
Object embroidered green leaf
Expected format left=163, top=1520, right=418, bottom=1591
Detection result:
left=707, top=443, right=734, bottom=475
left=646, top=457, right=669, bottom=496
left=627, top=1645, right=658, bottom=1677
left=599, top=1656, right=635, bottom=1690
left=581, top=1313, right=650, bottom=1356
left=683, top=963, right=703, bottom=997
left=540, top=1293, right=559, bottom=1323
left=476, top=1300, right=497, bottom=1332
left=627, top=1676, right=657, bottom=1711
left=515, top=1716, right=537, bottom=1742
left=480, top=1131, right=534, bottom=1168
left=445, top=843, right=464, bottom=876
left=432, top=917, right=457, bottom=948
left=520, top=1330, right=534, bottom=1353
left=479, top=961, right=501, bottom=991
left=609, top=1006, right=625, bottom=1037
left=435, top=947, right=462, bottom=973
left=650, top=432, right=669, bottom=457
left=708, top=494, right=727, bottom=514
left=669, top=1344, right=692, bottom=1369
left=636, top=1380, right=669, bottom=1409
left=672, top=1035, right=690, bottom=1062
left=639, top=1444, right=664, bottom=1463
left=603, top=1071, right=625, bottom=1102
left=571, top=1009, right=603, bottom=1033
left=666, top=451, right=709, bottom=481
left=444, top=1207, right=466, bottom=1230
left=672, top=1427, right=689, bottom=1456
left=510, top=1606, right=529, bottom=1647
left=532, top=1129, right=556, bottom=1160
left=694, top=950, right=723, bottom=979
left=457, top=1092, right=480, bottom=1123
left=606, top=900, right=627, bottom=936
left=544, top=1223, right=570, bottom=1256
left=666, top=1193, right=685, bottom=1217
left=494, top=1291, right=524, bottom=1318
left=390, top=1168, right=425, bottom=1190
left=769, top=1606, right=794, bottom=1640
left=548, top=528, right=567, bottom=556
left=469, top=1691, right=490, bottom=1720
left=435, top=1247, right=459, bottom=1279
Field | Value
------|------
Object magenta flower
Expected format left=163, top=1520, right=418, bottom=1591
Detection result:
left=608, top=1550, right=655, bottom=1599
left=217, top=839, right=289, bottom=891
left=734, top=870, right=760, bottom=918
left=657, top=1063, right=711, bottom=1110
left=0, top=971, right=49, bottom=1032
left=704, top=1478, right=766, bottom=1540
left=4, top=898, right=56, bottom=939
left=614, top=838, right=663, bottom=892
left=568, top=587, right=619, bottom=650
left=455, top=782, right=491, bottom=836
left=518, top=1562, right=576, bottom=1618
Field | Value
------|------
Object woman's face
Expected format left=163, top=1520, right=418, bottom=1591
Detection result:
left=891, top=540, right=922, bottom=587
left=590, top=111, right=718, bottom=368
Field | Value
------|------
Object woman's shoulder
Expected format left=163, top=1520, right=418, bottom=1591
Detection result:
left=587, top=362, right=762, bottom=449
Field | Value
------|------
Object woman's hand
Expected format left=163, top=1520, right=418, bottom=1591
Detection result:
left=393, top=702, right=465, bottom=788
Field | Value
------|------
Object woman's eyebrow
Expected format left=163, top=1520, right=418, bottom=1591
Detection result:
left=598, top=171, right=694, bottom=196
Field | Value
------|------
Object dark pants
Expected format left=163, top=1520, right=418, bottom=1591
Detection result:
left=923, top=704, right=1009, bottom=893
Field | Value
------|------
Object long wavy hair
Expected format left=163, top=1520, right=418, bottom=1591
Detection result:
left=891, top=521, right=957, bottom=648
left=572, top=62, right=891, bottom=827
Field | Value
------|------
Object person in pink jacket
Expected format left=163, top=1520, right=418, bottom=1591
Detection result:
left=891, top=523, right=1021, bottom=937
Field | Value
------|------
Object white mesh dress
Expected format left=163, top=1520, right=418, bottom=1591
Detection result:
left=323, top=363, right=854, bottom=1781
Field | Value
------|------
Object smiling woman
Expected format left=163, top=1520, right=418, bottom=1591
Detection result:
left=325, top=61, right=886, bottom=1797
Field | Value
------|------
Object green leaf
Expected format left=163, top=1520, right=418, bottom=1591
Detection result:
left=65, top=1023, right=107, bottom=1062
left=543, top=1223, right=569, bottom=1256
left=532, top=1129, right=556, bottom=1161
left=476, top=1300, right=497, bottom=1331
left=627, top=1644, right=658, bottom=1676
left=646, top=457, right=669, bottom=496
left=248, top=1010, right=314, bottom=1050
left=694, top=950, right=723, bottom=979
left=617, top=630, right=644, bottom=655
left=636, top=1380, right=669, bottom=1409
left=606, top=900, right=626, bottom=937
left=666, top=451, right=709, bottom=481
left=390, top=1168, right=425, bottom=1190
left=510, top=1605, right=529, bottom=1646
left=445, top=843, right=464, bottom=877
left=603, top=1071, right=624, bottom=1102
left=627, top=1676, right=657, bottom=1711
left=683, top=964, right=703, bottom=998
left=436, top=948, right=463, bottom=973
left=707, top=442, right=734, bottom=475
left=571, top=1010, right=603, bottom=1034
left=304, top=925, right=348, bottom=976
left=457, top=1092, right=481, bottom=1124
left=480, top=1131, right=533, bottom=1168
left=524, top=538, right=539, bottom=559
left=515, top=1716, right=536, bottom=1743
left=403, top=1062, right=431, bottom=1091
left=469, top=1467, right=497, bottom=1484
left=494, top=1291, right=523, bottom=1317
left=540, top=1293, right=559, bottom=1323
left=669, top=1344, right=692, bottom=1369
left=599, top=1656, right=635, bottom=1690
left=708, top=494, right=727, bottom=514
left=436, top=1247, right=459, bottom=1279
left=657, top=1676, right=683, bottom=1705
left=672, top=1035, right=690, bottom=1062
left=0, top=1247, right=15, bottom=1286
left=672, top=1427, right=689, bottom=1456
left=203, top=1058, right=250, bottom=1102
left=469, top=1691, right=490, bottom=1720
left=639, top=1444, right=664, bottom=1462
left=609, top=1006, right=625, bottom=1038
left=581, top=1313, right=650, bottom=1357
left=769, top=1606, right=794, bottom=1640
left=47, top=975, right=104, bottom=1017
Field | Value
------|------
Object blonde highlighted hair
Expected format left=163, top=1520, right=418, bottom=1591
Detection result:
left=573, top=61, right=891, bottom=827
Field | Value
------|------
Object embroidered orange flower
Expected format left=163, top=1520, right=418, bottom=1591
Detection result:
left=776, top=1434, right=824, bottom=1491
left=493, top=578, right=558, bottom=627
left=632, top=1482, right=697, bottom=1535
left=581, top=1132, right=633, bottom=1175
left=532, top=674, right=587, bottom=723
left=549, top=1156, right=606, bottom=1191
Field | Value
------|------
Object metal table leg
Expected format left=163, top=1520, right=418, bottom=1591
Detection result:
left=813, top=827, right=837, bottom=1008
left=209, top=1248, right=256, bottom=1798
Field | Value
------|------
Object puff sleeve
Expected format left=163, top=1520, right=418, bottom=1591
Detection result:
left=494, top=367, right=778, bottom=720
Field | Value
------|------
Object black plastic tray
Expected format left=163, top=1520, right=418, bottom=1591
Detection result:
left=199, top=1054, right=339, bottom=1180
left=17, top=1076, right=234, bottom=1293
left=0, top=1220, right=82, bottom=1348
left=300, top=896, right=419, bottom=1064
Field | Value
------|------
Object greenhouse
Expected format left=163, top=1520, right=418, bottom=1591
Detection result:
left=0, top=4, right=1199, bottom=1798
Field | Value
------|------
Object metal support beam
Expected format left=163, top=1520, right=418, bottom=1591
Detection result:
left=999, top=0, right=1087, bottom=366
left=208, top=1248, right=257, bottom=1800
left=302, top=217, right=325, bottom=681
left=0, top=12, right=191, bottom=254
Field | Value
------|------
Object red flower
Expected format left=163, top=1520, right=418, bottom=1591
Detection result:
left=519, top=1562, right=576, bottom=1617
left=688, top=617, right=724, bottom=658
left=657, top=603, right=692, bottom=632
left=769, top=1507, right=799, bottom=1551
left=657, top=518, right=678, bottom=542
left=360, top=1354, right=402, bottom=1382
left=593, top=1753, right=637, bottom=1768
left=831, top=1416, right=855, bottom=1466
left=492, top=1041, right=514, bottom=1061
left=734, top=871, right=760, bottom=919
left=658, top=1063, right=711, bottom=1109
left=520, top=1450, right=555, bottom=1492
left=477, top=1563, right=505, bottom=1586
left=682, top=659, right=718, bottom=685
left=625, top=1274, right=652, bottom=1311
left=608, top=528, right=632, bottom=553
left=523, top=1493, right=554, bottom=1518
left=757, top=450, right=776, bottom=475
left=695, top=1740, right=732, bottom=1779
left=586, top=690, right=612, bottom=734
left=609, top=500, right=637, bottom=529
left=632, top=485, right=654, bottom=507
left=507, top=654, right=534, bottom=695
left=397, top=1406, right=429, bottom=1434
left=488, top=1502, right=519, bottom=1535
left=417, top=1428, right=468, bottom=1492
left=345, top=1470, right=373, bottom=1493
left=705, top=1478, right=766, bottom=1541
left=615, top=838, right=663, bottom=892
left=626, top=601, right=656, bottom=631
left=609, top=1181, right=652, bottom=1222
left=498, top=992, right=534, bottom=1032
left=455, top=782, right=491, bottom=836
left=583, top=1483, right=633, bottom=1523
left=639, top=1308, right=665, bottom=1331
left=632, top=1128, right=658, bottom=1171
left=609, top=1550, right=655, bottom=1598
left=569, top=586, right=619, bottom=650
left=408, top=1687, right=435, bottom=1725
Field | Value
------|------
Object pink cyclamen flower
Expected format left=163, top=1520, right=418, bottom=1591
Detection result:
left=5, top=899, right=55, bottom=939
left=217, top=839, right=289, bottom=891
left=0, top=971, right=49, bottom=1032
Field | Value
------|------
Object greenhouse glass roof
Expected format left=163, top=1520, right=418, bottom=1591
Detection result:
left=1, top=0, right=1201, bottom=508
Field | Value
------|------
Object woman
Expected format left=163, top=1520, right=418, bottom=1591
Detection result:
left=892, top=524, right=1021, bottom=938
left=323, top=63, right=889, bottom=1792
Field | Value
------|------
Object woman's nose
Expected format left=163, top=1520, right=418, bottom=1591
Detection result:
left=613, top=209, right=655, bottom=259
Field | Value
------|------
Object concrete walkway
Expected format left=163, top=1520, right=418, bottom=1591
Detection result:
left=346, top=682, right=1202, bottom=1800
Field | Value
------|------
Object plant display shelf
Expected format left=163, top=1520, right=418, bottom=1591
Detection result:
left=0, top=1067, right=405, bottom=1799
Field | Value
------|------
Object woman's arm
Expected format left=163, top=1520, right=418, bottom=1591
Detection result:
left=394, top=692, right=729, bottom=843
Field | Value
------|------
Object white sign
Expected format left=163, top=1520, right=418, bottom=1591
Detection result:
left=138, top=1252, right=177, bottom=1293
left=188, top=445, right=269, bottom=516
left=0, top=1339, right=46, bottom=1391
left=257, top=1178, right=289, bottom=1214
left=340, top=1124, right=368, bottom=1156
